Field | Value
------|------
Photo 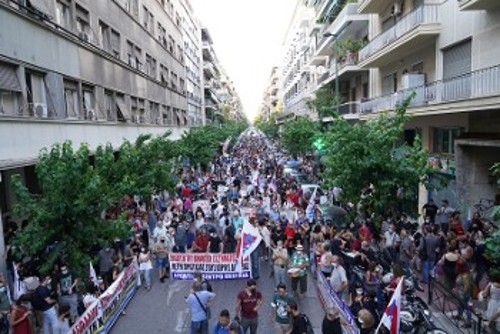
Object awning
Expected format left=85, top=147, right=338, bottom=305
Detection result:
left=0, top=62, right=22, bottom=92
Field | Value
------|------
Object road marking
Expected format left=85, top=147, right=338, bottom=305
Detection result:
left=167, top=280, right=187, bottom=305
left=174, top=309, right=190, bottom=333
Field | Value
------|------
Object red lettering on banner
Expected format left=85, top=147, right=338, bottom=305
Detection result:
left=71, top=303, right=98, bottom=334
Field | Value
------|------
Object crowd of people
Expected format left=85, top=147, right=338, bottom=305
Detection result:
left=2, top=127, right=499, bottom=334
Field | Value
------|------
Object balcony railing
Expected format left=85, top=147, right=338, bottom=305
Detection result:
left=338, top=102, right=360, bottom=115
left=359, top=5, right=440, bottom=62
left=361, top=64, right=500, bottom=113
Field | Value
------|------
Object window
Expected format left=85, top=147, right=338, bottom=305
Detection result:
left=158, top=23, right=167, bottom=47
left=168, top=35, right=175, bottom=54
left=433, top=127, right=463, bottom=155
left=105, top=90, right=115, bottom=121
left=99, top=21, right=110, bottom=50
left=135, top=46, right=142, bottom=71
left=150, top=101, right=160, bottom=124
left=0, top=62, right=22, bottom=115
left=138, top=98, right=145, bottom=122
left=75, top=4, right=90, bottom=37
left=145, top=54, right=156, bottom=78
left=63, top=80, right=79, bottom=118
left=127, top=0, right=139, bottom=17
left=127, top=41, right=135, bottom=67
left=110, top=30, right=120, bottom=58
left=131, top=97, right=138, bottom=121
left=382, top=72, right=398, bottom=95
left=149, top=13, right=155, bottom=34
left=160, top=64, right=169, bottom=85
left=142, top=6, right=149, bottom=29
left=179, top=78, right=185, bottom=94
left=25, top=71, right=47, bottom=113
left=443, top=39, right=472, bottom=100
left=82, top=85, right=96, bottom=120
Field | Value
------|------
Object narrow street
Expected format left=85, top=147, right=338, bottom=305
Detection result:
left=111, top=265, right=326, bottom=333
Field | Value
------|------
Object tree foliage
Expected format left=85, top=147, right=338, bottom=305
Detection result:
left=281, top=116, right=320, bottom=156
left=485, top=163, right=500, bottom=279
left=254, top=119, right=279, bottom=139
left=177, top=121, right=247, bottom=168
left=321, top=97, right=434, bottom=218
left=11, top=132, right=180, bottom=275
left=307, top=86, right=340, bottom=119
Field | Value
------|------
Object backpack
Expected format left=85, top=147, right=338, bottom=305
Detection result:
left=301, top=313, right=314, bottom=334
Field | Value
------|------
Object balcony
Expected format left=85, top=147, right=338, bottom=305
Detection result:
left=357, top=0, right=393, bottom=14
left=338, top=102, right=361, bottom=119
left=317, top=52, right=365, bottom=89
left=358, top=5, right=440, bottom=68
left=360, top=65, right=500, bottom=114
left=316, top=3, right=369, bottom=57
left=203, top=62, right=216, bottom=78
left=458, top=0, right=500, bottom=10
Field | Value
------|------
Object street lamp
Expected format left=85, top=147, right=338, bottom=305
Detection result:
left=323, top=32, right=340, bottom=114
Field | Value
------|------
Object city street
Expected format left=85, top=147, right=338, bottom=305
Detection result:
left=111, top=264, right=326, bottom=333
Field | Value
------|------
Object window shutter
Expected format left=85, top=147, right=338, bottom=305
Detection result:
left=0, top=62, right=22, bottom=92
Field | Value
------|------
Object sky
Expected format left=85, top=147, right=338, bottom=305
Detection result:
left=190, top=0, right=298, bottom=122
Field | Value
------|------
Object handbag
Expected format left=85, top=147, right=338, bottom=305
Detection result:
left=193, top=292, right=211, bottom=319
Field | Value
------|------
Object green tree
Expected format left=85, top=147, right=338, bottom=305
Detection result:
left=11, top=132, right=180, bottom=275
left=485, top=163, right=500, bottom=278
left=321, top=97, right=433, bottom=218
left=281, top=116, right=320, bottom=156
left=178, top=121, right=247, bottom=168
left=307, top=86, right=340, bottom=119
left=255, top=119, right=279, bottom=139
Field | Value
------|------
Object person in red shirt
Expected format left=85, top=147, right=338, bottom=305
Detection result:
left=284, top=221, right=297, bottom=257
left=235, top=279, right=263, bottom=334
left=358, top=222, right=372, bottom=243
left=193, top=229, right=209, bottom=253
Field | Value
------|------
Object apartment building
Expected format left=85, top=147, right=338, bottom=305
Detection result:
left=201, top=27, right=224, bottom=125
left=357, top=0, right=500, bottom=212
left=259, top=66, right=280, bottom=122
left=0, top=0, right=191, bottom=217
left=178, top=0, right=203, bottom=125
left=273, top=0, right=500, bottom=213
left=277, top=1, right=315, bottom=123
left=218, top=69, right=245, bottom=122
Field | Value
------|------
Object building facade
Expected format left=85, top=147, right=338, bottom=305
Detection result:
left=178, top=0, right=203, bottom=125
left=270, top=0, right=500, bottom=214
left=201, top=27, right=224, bottom=125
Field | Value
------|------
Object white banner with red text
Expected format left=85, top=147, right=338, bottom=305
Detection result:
left=70, top=263, right=138, bottom=334
left=169, top=253, right=251, bottom=280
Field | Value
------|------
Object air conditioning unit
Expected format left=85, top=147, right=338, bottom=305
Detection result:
left=32, top=103, right=48, bottom=118
left=79, top=32, right=89, bottom=42
left=391, top=3, right=402, bottom=16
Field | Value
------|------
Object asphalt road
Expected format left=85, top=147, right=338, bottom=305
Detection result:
left=111, top=261, right=326, bottom=334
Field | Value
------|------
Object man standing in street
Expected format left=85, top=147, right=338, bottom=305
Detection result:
left=272, top=240, right=289, bottom=288
left=328, top=255, right=349, bottom=301
left=186, top=281, right=216, bottom=334
left=399, top=229, right=414, bottom=274
left=289, top=244, right=310, bottom=298
left=271, top=283, right=294, bottom=334
left=153, top=236, right=169, bottom=282
left=57, top=262, right=80, bottom=323
left=235, top=279, right=263, bottom=334
left=437, top=199, right=454, bottom=234
left=420, top=227, right=440, bottom=284
left=286, top=300, right=309, bottom=334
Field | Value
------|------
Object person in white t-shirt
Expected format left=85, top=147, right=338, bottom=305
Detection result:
left=152, top=221, right=168, bottom=243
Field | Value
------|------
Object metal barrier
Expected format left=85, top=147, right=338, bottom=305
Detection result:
left=428, top=277, right=483, bottom=334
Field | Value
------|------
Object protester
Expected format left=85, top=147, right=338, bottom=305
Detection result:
left=322, top=307, right=352, bottom=334
left=286, top=300, right=308, bottom=334
left=138, top=246, right=153, bottom=291
left=10, top=294, right=33, bottom=334
left=186, top=281, right=215, bottom=334
left=235, top=279, right=263, bottom=334
left=271, top=283, right=294, bottom=334
left=57, top=263, right=80, bottom=323
left=288, top=244, right=309, bottom=298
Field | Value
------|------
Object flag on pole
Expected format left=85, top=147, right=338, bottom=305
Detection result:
left=89, top=262, right=98, bottom=287
left=235, top=220, right=262, bottom=272
left=376, top=277, right=404, bottom=334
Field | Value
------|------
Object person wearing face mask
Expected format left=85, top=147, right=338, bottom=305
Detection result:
left=272, top=240, right=289, bottom=288
left=328, top=255, right=349, bottom=301
left=288, top=244, right=310, bottom=298
left=153, top=236, right=169, bottom=283
left=57, top=263, right=80, bottom=323
left=138, top=246, right=153, bottom=291
left=322, top=307, right=352, bottom=334
left=32, top=275, right=58, bottom=334
left=208, top=229, right=223, bottom=253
